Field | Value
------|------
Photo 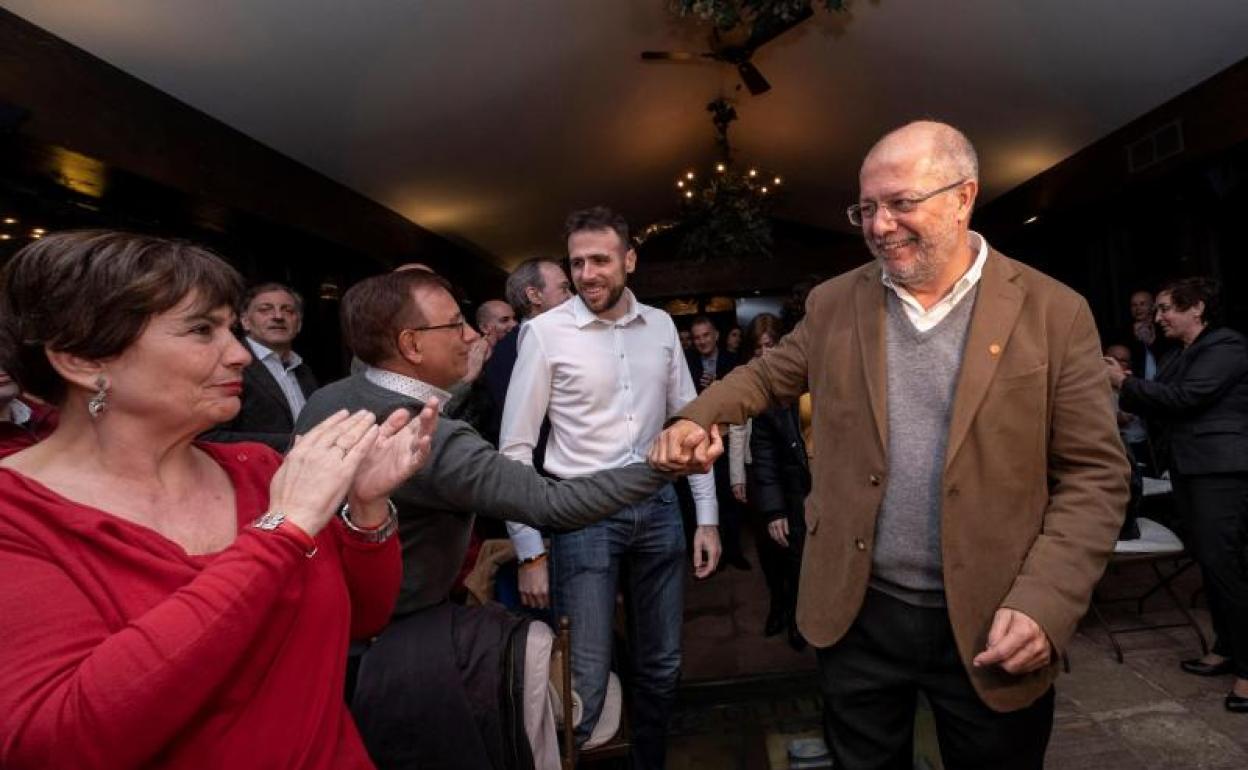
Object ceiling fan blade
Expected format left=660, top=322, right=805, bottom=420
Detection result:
left=737, top=61, right=772, bottom=95
left=744, top=5, right=814, bottom=52
left=641, top=51, right=708, bottom=61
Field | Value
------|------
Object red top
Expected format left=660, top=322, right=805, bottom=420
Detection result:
left=0, top=442, right=401, bottom=769
left=0, top=400, right=58, bottom=459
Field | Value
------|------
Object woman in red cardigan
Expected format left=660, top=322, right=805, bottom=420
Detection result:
left=0, top=231, right=436, bottom=769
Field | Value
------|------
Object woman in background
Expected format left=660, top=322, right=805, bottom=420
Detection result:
left=1108, top=277, right=1248, bottom=713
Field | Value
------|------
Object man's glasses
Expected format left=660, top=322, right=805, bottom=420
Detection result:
left=406, top=320, right=471, bottom=337
left=847, top=179, right=968, bottom=227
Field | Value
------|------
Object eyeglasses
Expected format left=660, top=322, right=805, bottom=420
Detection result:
left=846, top=179, right=968, bottom=227
left=406, top=320, right=471, bottom=337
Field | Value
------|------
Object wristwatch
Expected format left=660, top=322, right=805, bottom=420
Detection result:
left=252, top=511, right=318, bottom=557
left=338, top=500, right=399, bottom=544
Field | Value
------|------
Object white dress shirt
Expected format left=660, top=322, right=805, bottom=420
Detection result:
left=247, top=338, right=308, bottom=418
left=500, top=290, right=718, bottom=559
left=881, top=231, right=989, bottom=331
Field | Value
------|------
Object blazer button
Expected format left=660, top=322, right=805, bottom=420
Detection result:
left=869, top=474, right=881, bottom=486
left=855, top=538, right=867, bottom=551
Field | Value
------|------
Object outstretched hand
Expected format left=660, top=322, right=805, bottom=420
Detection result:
left=648, top=420, right=723, bottom=475
left=349, top=398, right=439, bottom=505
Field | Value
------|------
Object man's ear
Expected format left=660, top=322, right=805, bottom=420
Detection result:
left=955, top=180, right=979, bottom=225
left=44, top=348, right=107, bottom=394
left=525, top=285, right=542, bottom=311
left=625, top=248, right=637, bottom=276
left=396, top=329, right=423, bottom=366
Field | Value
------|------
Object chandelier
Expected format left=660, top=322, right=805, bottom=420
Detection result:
left=671, top=98, right=781, bottom=261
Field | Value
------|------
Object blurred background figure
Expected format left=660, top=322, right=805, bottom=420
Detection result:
left=1108, top=277, right=1248, bottom=714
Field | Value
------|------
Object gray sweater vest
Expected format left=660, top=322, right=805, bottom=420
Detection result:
left=869, top=286, right=978, bottom=607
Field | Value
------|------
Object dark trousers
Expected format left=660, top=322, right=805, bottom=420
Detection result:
left=1171, top=472, right=1248, bottom=678
left=816, top=590, right=1054, bottom=770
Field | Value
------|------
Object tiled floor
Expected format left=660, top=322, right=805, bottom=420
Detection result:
left=664, top=538, right=1247, bottom=769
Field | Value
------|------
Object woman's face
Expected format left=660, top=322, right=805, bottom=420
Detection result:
left=725, top=328, right=742, bottom=353
left=752, top=332, right=776, bottom=359
left=104, top=293, right=252, bottom=433
left=1154, top=291, right=1205, bottom=344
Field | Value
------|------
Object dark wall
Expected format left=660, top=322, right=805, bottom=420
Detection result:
left=0, top=9, right=505, bottom=380
left=976, top=56, right=1248, bottom=338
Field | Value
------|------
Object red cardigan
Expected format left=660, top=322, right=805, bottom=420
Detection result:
left=0, top=442, right=401, bottom=769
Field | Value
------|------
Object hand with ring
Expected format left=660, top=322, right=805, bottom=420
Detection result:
left=269, top=410, right=381, bottom=536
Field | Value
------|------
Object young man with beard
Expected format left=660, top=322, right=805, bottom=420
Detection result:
left=651, top=121, right=1129, bottom=768
left=500, top=207, right=721, bottom=769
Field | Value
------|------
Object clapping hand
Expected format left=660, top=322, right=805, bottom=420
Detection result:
left=269, top=410, right=381, bottom=536
left=349, top=399, right=439, bottom=507
left=647, top=420, right=723, bottom=475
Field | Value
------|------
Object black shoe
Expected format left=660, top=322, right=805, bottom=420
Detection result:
left=1225, top=693, right=1248, bottom=713
left=725, top=554, right=752, bottom=571
left=1181, top=658, right=1235, bottom=676
left=764, top=605, right=786, bottom=637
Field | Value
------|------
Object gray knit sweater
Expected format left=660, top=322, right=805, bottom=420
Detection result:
left=869, top=287, right=978, bottom=607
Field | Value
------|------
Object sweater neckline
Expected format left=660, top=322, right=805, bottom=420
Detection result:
left=0, top=442, right=250, bottom=562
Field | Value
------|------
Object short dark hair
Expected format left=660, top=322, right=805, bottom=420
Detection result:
left=243, top=281, right=303, bottom=314
left=742, top=313, right=784, bottom=361
left=564, top=206, right=631, bottom=249
left=1159, top=276, right=1221, bottom=326
left=341, top=270, right=451, bottom=366
left=0, top=230, right=243, bottom=405
left=689, top=315, right=716, bottom=332
left=506, top=257, right=562, bottom=318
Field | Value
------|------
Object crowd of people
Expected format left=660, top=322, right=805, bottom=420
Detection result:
left=0, top=119, right=1243, bottom=770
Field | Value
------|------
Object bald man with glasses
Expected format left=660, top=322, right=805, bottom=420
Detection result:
left=652, top=120, right=1129, bottom=768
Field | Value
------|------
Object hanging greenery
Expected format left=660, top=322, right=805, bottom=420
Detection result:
left=674, top=98, right=780, bottom=262
left=671, top=0, right=846, bottom=32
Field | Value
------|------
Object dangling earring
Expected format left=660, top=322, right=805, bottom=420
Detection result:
left=87, top=376, right=109, bottom=418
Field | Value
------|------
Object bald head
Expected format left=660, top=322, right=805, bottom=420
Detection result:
left=476, top=299, right=517, bottom=344
left=863, top=121, right=978, bottom=184
left=394, top=262, right=436, bottom=274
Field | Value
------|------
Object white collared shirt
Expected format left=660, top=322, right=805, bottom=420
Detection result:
left=500, top=290, right=718, bottom=559
left=364, top=367, right=452, bottom=413
left=881, top=231, right=989, bottom=332
left=247, top=338, right=308, bottom=418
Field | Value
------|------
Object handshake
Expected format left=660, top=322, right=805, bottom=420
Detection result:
left=647, top=419, right=724, bottom=475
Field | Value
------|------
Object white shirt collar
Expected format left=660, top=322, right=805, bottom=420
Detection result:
left=247, top=337, right=303, bottom=370
left=881, top=231, right=989, bottom=315
left=364, top=367, right=452, bottom=413
left=568, top=289, right=645, bottom=329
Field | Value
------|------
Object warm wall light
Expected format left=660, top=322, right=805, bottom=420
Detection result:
left=2, top=217, right=16, bottom=225
left=31, top=228, right=45, bottom=235
left=0, top=234, right=11, bottom=240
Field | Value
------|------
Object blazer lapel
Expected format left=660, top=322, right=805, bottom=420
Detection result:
left=853, top=269, right=889, bottom=452
left=244, top=340, right=294, bottom=418
left=944, top=250, right=1026, bottom=469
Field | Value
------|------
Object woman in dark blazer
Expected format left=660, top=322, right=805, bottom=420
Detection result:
left=1108, top=277, right=1248, bottom=713
left=739, top=314, right=811, bottom=650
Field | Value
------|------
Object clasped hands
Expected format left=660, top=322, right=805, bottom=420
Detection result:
left=267, top=402, right=439, bottom=537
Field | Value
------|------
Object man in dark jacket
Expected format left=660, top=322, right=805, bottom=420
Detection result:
left=204, top=282, right=317, bottom=451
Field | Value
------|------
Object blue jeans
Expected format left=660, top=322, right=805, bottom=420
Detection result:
left=551, top=484, right=685, bottom=770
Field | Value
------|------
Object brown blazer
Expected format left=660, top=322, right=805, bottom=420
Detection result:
left=679, top=249, right=1129, bottom=712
